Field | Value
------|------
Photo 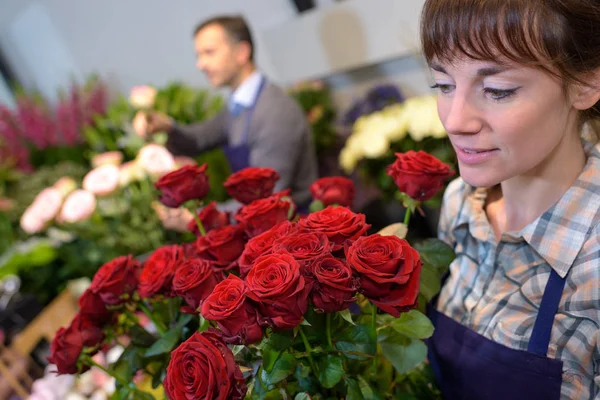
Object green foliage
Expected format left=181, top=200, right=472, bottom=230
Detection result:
left=289, top=82, right=338, bottom=155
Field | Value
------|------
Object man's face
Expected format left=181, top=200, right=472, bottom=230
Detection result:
left=194, top=24, right=246, bottom=88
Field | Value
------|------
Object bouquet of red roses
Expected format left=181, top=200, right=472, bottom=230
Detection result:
left=47, top=151, right=455, bottom=399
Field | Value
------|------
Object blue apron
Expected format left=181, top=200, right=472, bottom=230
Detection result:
left=426, top=269, right=565, bottom=400
left=222, top=78, right=311, bottom=214
left=222, top=77, right=267, bottom=173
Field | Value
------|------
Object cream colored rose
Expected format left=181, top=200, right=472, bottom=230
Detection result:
left=406, top=95, right=447, bottom=141
left=129, top=85, right=157, bottom=109
left=136, top=144, right=176, bottom=178
left=132, top=111, right=148, bottom=138
left=20, top=207, right=46, bottom=234
left=58, top=190, right=96, bottom=223
left=53, top=177, right=77, bottom=198
left=83, top=165, right=120, bottom=196
left=118, top=161, right=147, bottom=187
left=91, top=151, right=123, bottom=168
left=174, top=156, right=197, bottom=168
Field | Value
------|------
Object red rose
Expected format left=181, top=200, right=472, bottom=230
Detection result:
left=163, top=330, right=247, bottom=400
left=155, top=164, right=210, bottom=208
left=187, top=201, right=230, bottom=236
left=89, top=255, right=141, bottom=305
left=299, top=206, right=370, bottom=251
left=138, top=245, right=184, bottom=298
left=272, top=231, right=333, bottom=269
left=310, top=256, right=358, bottom=313
left=201, top=275, right=263, bottom=345
left=224, top=167, right=280, bottom=204
left=310, top=176, right=355, bottom=207
left=195, top=224, right=247, bottom=271
left=70, top=313, right=105, bottom=348
left=238, top=221, right=298, bottom=277
left=245, top=252, right=311, bottom=330
left=235, top=195, right=292, bottom=237
left=345, top=234, right=422, bottom=317
left=47, top=314, right=104, bottom=374
left=386, top=151, right=454, bottom=201
left=47, top=326, right=85, bottom=374
left=78, top=289, right=111, bottom=323
left=172, top=259, right=219, bottom=310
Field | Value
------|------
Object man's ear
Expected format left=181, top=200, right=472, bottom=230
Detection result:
left=235, top=41, right=252, bottom=64
left=571, top=68, right=600, bottom=111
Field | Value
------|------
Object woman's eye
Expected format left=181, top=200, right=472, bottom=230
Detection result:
left=430, top=84, right=454, bottom=94
left=483, top=87, right=520, bottom=101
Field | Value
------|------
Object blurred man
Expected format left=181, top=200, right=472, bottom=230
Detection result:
left=146, top=15, right=318, bottom=211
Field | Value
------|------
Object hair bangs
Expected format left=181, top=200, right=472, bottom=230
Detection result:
left=421, top=0, right=568, bottom=72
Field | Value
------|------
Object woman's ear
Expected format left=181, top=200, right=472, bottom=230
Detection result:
left=571, top=68, right=600, bottom=111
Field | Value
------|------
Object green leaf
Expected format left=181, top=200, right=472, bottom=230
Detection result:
left=295, top=362, right=320, bottom=394
left=316, top=354, right=343, bottom=388
left=414, top=239, right=455, bottom=272
left=111, top=345, right=145, bottom=383
left=262, top=331, right=295, bottom=372
left=419, top=263, right=441, bottom=302
left=128, top=324, right=157, bottom=347
left=335, top=324, right=377, bottom=360
left=390, top=310, right=435, bottom=339
left=309, top=200, right=325, bottom=213
left=130, top=390, right=156, bottom=400
left=295, top=393, right=312, bottom=400
left=261, top=353, right=297, bottom=385
left=344, top=377, right=365, bottom=400
left=339, top=309, right=356, bottom=326
left=144, top=327, right=181, bottom=357
left=357, top=376, right=385, bottom=400
left=379, top=330, right=428, bottom=374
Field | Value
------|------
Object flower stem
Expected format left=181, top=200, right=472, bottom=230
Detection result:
left=298, top=326, right=317, bottom=373
left=138, top=302, right=168, bottom=335
left=193, top=200, right=206, bottom=236
left=403, top=207, right=411, bottom=226
left=371, top=304, right=378, bottom=371
left=326, top=313, right=333, bottom=349
left=82, top=355, right=128, bottom=387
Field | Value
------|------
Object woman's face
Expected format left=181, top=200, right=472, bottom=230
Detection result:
left=431, top=57, right=581, bottom=188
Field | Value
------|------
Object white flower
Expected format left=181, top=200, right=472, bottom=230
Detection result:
left=406, top=95, right=447, bottom=141
left=136, top=144, right=176, bottom=178
left=58, top=190, right=96, bottom=223
left=362, top=131, right=390, bottom=159
left=20, top=207, right=46, bottom=234
left=83, top=164, right=120, bottom=196
left=53, top=177, right=77, bottom=197
left=129, top=85, right=157, bottom=109
left=31, top=187, right=64, bottom=221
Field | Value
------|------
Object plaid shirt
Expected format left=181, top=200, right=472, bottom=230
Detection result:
left=436, top=142, right=600, bottom=400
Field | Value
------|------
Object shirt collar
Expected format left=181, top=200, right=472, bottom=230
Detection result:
left=230, top=70, right=263, bottom=108
left=453, top=141, right=600, bottom=278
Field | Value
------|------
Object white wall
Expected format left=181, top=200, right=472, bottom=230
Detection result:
left=0, top=0, right=434, bottom=114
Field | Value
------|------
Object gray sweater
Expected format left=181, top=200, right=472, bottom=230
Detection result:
left=166, top=82, right=318, bottom=207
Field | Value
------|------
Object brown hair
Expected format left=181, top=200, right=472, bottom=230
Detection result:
left=420, top=0, right=600, bottom=123
left=193, top=15, right=255, bottom=62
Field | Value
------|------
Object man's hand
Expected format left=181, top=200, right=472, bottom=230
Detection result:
left=146, top=111, right=174, bottom=135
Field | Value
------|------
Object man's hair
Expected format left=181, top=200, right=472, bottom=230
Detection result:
left=193, top=15, right=254, bottom=62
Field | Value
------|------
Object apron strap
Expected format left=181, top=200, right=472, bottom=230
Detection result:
left=527, top=269, right=567, bottom=356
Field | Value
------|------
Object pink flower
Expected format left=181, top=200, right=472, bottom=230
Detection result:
left=20, top=207, right=47, bottom=234
left=83, top=165, right=120, bottom=196
left=136, top=144, right=176, bottom=177
left=132, top=111, right=147, bottom=138
left=29, top=187, right=64, bottom=221
left=58, top=190, right=96, bottom=223
left=91, top=151, right=123, bottom=168
left=129, top=86, right=157, bottom=109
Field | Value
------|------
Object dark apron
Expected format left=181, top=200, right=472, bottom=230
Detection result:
left=222, top=77, right=267, bottom=173
left=222, top=78, right=310, bottom=214
left=426, top=269, right=566, bottom=400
